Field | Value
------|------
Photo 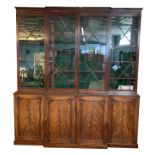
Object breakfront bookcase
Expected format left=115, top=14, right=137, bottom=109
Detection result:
left=14, top=7, right=142, bottom=148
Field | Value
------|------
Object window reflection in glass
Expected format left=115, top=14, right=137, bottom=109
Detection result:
left=110, top=16, right=139, bottom=90
left=18, top=16, right=45, bottom=88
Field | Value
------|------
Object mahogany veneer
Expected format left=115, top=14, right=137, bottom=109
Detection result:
left=14, top=7, right=141, bottom=148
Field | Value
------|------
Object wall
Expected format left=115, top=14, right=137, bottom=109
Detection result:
left=0, top=0, right=154, bottom=155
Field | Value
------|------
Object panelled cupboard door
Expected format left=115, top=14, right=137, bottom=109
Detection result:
left=14, top=94, right=43, bottom=144
left=77, top=96, right=108, bottom=148
left=46, top=95, right=75, bottom=146
left=109, top=96, right=139, bottom=147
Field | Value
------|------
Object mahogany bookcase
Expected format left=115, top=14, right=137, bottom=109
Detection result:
left=14, top=7, right=142, bottom=148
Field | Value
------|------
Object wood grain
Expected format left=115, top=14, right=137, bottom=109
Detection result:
left=14, top=7, right=141, bottom=148
left=14, top=94, right=43, bottom=144
left=47, top=95, right=75, bottom=145
left=77, top=96, right=108, bottom=147
left=109, top=96, right=139, bottom=145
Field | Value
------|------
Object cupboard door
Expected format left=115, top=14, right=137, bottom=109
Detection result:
left=14, top=94, right=43, bottom=144
left=46, top=96, right=75, bottom=146
left=77, top=96, right=108, bottom=148
left=109, top=96, right=139, bottom=147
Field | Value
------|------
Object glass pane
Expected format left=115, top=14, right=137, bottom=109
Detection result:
left=109, top=16, right=138, bottom=90
left=48, top=16, right=75, bottom=88
left=110, top=79, right=135, bottom=90
left=110, top=63, right=135, bottom=78
left=79, top=16, right=107, bottom=90
left=18, top=16, right=45, bottom=88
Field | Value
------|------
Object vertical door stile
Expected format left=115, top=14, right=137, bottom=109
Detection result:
left=135, top=14, right=141, bottom=92
left=75, top=15, right=80, bottom=91
left=44, top=13, right=49, bottom=89
left=105, top=12, right=112, bottom=91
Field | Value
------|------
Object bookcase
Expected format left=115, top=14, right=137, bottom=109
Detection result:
left=14, top=7, right=142, bottom=148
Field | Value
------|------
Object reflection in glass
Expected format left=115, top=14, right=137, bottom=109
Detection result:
left=18, top=17, right=44, bottom=87
left=110, top=16, right=138, bottom=90
left=48, top=16, right=75, bottom=88
left=79, top=16, right=107, bottom=89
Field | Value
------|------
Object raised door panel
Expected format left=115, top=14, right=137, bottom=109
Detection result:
left=77, top=96, right=108, bottom=148
left=47, top=96, right=75, bottom=145
left=109, top=96, right=139, bottom=146
left=14, top=94, right=43, bottom=144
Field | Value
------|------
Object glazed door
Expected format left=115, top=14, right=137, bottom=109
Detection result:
left=109, top=16, right=139, bottom=91
left=109, top=96, right=139, bottom=147
left=47, top=15, right=108, bottom=90
left=79, top=16, right=108, bottom=90
left=45, top=95, right=75, bottom=146
left=48, top=16, right=76, bottom=88
left=14, top=94, right=43, bottom=144
left=77, top=96, right=108, bottom=148
left=17, top=16, right=45, bottom=88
